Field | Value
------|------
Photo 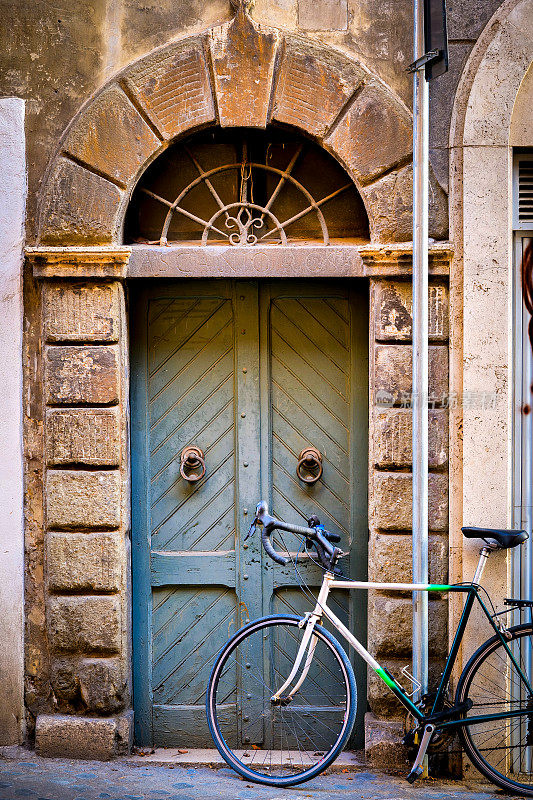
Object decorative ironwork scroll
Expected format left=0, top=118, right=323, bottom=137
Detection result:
left=139, top=144, right=351, bottom=247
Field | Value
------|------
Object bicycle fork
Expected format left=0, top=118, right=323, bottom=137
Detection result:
left=271, top=582, right=329, bottom=703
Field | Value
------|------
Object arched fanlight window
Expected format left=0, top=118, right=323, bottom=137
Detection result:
left=124, top=126, right=369, bottom=246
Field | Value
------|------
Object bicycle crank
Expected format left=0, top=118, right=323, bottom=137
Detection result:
left=406, top=724, right=435, bottom=784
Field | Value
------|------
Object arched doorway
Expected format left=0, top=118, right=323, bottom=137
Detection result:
left=28, top=4, right=451, bottom=760
left=129, top=126, right=369, bottom=747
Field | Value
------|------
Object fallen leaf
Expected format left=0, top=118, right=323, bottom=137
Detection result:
left=177, top=748, right=188, bottom=754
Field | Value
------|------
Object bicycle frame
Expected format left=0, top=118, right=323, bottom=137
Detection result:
left=273, top=546, right=533, bottom=731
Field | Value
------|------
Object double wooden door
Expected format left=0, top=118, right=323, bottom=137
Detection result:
left=131, top=279, right=368, bottom=747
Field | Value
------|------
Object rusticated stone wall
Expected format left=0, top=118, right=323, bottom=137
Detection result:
left=366, top=277, right=449, bottom=765
left=30, top=266, right=133, bottom=759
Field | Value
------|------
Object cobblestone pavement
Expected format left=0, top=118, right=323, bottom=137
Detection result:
left=0, top=750, right=507, bottom=800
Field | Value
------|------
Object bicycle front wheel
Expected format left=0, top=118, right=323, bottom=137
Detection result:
left=457, top=623, right=533, bottom=796
left=206, top=614, right=357, bottom=787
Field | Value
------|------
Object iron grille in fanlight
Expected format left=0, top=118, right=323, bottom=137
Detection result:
left=124, top=127, right=369, bottom=246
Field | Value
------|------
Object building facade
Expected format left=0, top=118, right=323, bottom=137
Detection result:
left=0, top=0, right=532, bottom=766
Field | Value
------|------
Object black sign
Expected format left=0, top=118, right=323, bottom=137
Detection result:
left=425, top=0, right=448, bottom=80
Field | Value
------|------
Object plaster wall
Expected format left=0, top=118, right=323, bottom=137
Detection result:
left=0, top=98, right=26, bottom=744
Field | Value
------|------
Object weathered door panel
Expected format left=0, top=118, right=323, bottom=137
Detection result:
left=131, top=279, right=367, bottom=747
left=261, top=282, right=368, bottom=746
left=131, top=282, right=257, bottom=746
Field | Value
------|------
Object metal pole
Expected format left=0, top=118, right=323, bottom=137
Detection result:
left=412, top=0, right=429, bottom=704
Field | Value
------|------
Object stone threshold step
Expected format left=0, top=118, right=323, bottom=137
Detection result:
left=125, top=748, right=366, bottom=770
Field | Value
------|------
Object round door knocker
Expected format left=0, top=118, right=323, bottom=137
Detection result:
left=180, top=446, right=206, bottom=483
left=296, top=447, right=323, bottom=484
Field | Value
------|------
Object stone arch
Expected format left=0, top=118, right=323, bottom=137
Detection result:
left=37, top=9, right=447, bottom=246
left=511, top=61, right=533, bottom=146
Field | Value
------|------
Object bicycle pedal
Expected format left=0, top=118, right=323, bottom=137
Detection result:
left=406, top=765, right=424, bottom=784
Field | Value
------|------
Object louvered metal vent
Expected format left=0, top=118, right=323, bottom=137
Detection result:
left=518, top=159, right=533, bottom=227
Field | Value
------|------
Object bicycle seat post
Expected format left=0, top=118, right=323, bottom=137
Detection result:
left=472, top=545, right=492, bottom=585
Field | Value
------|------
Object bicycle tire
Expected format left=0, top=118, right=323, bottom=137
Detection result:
left=206, top=614, right=357, bottom=787
left=456, top=623, right=533, bottom=796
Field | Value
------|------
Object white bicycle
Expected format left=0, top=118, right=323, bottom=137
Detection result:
left=206, top=501, right=533, bottom=794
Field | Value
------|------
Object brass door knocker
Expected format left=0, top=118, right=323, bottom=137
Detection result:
left=296, top=447, right=323, bottom=484
left=180, top=446, right=206, bottom=482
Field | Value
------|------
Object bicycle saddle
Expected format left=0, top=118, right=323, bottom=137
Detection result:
left=461, top=526, right=528, bottom=549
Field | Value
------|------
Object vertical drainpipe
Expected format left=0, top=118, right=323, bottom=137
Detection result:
left=412, top=0, right=430, bottom=706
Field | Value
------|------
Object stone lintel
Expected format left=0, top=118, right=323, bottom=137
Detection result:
left=125, top=244, right=452, bottom=279
left=27, top=249, right=131, bottom=279
left=26, top=244, right=451, bottom=279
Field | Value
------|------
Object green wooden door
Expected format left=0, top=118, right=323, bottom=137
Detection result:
left=131, top=279, right=368, bottom=748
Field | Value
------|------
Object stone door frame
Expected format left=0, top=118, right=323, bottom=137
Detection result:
left=448, top=0, right=533, bottom=674
left=25, top=243, right=451, bottom=760
left=22, top=7, right=454, bottom=760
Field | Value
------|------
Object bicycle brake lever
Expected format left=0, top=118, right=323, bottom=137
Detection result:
left=244, top=518, right=258, bottom=541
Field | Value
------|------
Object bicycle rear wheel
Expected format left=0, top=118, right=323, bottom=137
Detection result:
left=456, top=623, right=533, bottom=796
left=206, top=614, right=357, bottom=787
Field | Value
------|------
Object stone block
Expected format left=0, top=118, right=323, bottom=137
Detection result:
left=48, top=596, right=121, bottom=654
left=372, top=472, right=448, bottom=531
left=35, top=713, right=129, bottom=760
left=361, top=162, right=448, bottom=243
left=46, top=408, right=121, bottom=467
left=79, top=658, right=127, bottom=714
left=116, top=709, right=134, bottom=755
left=367, top=595, right=447, bottom=658
left=369, top=533, right=448, bottom=584
left=374, top=344, right=448, bottom=406
left=447, top=0, right=502, bottom=40
left=45, top=346, right=120, bottom=405
left=47, top=532, right=122, bottom=592
left=430, top=146, right=449, bottom=195
left=209, top=13, right=280, bottom=128
left=298, top=0, right=347, bottom=29
left=429, top=43, right=472, bottom=151
left=124, top=37, right=215, bottom=140
left=43, top=283, right=121, bottom=343
left=39, top=158, right=123, bottom=245
left=365, top=712, right=408, bottom=769
left=373, top=408, right=448, bottom=468
left=50, top=659, right=80, bottom=705
left=326, top=81, right=412, bottom=185
left=63, top=85, right=160, bottom=186
left=373, top=281, right=449, bottom=341
left=272, top=36, right=365, bottom=137
left=46, top=470, right=121, bottom=530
